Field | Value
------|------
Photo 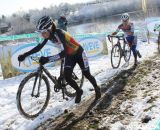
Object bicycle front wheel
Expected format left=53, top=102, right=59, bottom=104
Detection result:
left=111, top=44, right=122, bottom=69
left=124, top=43, right=131, bottom=62
left=16, top=72, right=50, bottom=119
left=64, top=64, right=84, bottom=97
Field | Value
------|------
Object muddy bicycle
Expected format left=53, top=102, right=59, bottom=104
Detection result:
left=108, top=35, right=131, bottom=69
left=16, top=56, right=84, bottom=119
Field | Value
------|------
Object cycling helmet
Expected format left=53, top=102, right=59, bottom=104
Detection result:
left=121, top=13, right=130, bottom=21
left=36, top=16, right=53, bottom=31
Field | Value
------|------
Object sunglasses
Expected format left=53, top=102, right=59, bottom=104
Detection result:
left=35, top=29, right=48, bottom=33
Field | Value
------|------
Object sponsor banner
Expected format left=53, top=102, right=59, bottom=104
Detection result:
left=11, top=43, right=60, bottom=72
left=0, top=33, right=107, bottom=78
left=0, top=41, right=60, bottom=79
left=76, top=33, right=108, bottom=57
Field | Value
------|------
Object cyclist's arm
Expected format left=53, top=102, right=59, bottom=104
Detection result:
left=112, top=27, right=120, bottom=35
left=48, top=51, right=65, bottom=62
left=24, top=39, right=48, bottom=57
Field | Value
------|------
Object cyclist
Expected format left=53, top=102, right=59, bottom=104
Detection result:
left=18, top=16, right=101, bottom=103
left=57, top=15, right=68, bottom=31
left=112, top=13, right=141, bottom=66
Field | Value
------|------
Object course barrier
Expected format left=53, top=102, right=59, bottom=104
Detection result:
left=0, top=33, right=108, bottom=79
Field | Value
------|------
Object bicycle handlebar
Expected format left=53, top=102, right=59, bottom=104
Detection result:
left=19, top=56, right=64, bottom=67
left=107, top=34, right=125, bottom=42
left=30, top=56, right=40, bottom=63
left=19, top=56, right=40, bottom=67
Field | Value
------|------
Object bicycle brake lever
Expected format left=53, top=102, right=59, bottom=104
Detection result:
left=19, top=61, right=21, bottom=67
left=107, top=35, right=111, bottom=42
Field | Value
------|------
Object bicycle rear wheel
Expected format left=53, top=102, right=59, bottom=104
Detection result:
left=64, top=64, right=84, bottom=97
left=124, top=43, right=131, bottom=62
left=16, top=72, right=50, bottom=119
left=111, top=44, right=122, bottom=69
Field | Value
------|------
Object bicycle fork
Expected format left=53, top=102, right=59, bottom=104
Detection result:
left=31, top=70, right=42, bottom=98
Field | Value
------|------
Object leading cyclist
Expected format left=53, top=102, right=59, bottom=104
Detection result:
left=112, top=13, right=141, bottom=66
left=18, top=16, right=101, bottom=103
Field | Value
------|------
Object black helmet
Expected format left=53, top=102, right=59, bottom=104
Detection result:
left=36, top=16, right=53, bottom=31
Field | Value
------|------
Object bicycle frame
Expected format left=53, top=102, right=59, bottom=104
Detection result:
left=108, top=35, right=127, bottom=55
left=31, top=58, right=66, bottom=99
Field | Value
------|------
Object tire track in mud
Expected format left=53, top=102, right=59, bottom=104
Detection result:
left=36, top=63, right=138, bottom=130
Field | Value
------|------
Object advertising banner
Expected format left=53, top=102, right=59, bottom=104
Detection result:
left=0, top=33, right=108, bottom=79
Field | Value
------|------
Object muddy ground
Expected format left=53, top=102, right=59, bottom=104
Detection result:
left=36, top=54, right=160, bottom=130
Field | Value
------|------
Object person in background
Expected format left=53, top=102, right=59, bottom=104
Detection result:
left=57, top=15, right=68, bottom=31
left=112, top=13, right=141, bottom=66
left=18, top=16, right=101, bottom=104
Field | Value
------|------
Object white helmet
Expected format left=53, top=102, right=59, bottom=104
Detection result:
left=121, top=13, right=129, bottom=21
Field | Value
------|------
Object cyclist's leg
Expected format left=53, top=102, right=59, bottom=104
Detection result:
left=64, top=55, right=83, bottom=103
left=76, top=50, right=101, bottom=99
left=126, top=36, right=138, bottom=65
left=131, top=44, right=138, bottom=65
left=64, top=56, right=80, bottom=91
left=134, top=36, right=141, bottom=58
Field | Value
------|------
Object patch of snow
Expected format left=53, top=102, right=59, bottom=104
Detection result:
left=0, top=39, right=158, bottom=130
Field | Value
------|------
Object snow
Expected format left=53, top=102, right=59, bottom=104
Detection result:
left=0, top=39, right=158, bottom=130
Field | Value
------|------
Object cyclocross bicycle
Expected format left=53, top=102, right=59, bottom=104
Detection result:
left=108, top=35, right=131, bottom=69
left=16, top=56, right=84, bottom=119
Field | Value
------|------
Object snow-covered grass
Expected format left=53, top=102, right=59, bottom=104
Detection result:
left=0, top=39, right=158, bottom=130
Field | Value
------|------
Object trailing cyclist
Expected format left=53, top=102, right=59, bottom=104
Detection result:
left=57, top=15, right=68, bottom=31
left=18, top=16, right=101, bottom=104
left=112, top=13, right=141, bottom=66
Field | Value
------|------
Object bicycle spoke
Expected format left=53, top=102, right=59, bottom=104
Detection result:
left=111, top=45, right=121, bottom=68
left=18, top=74, right=49, bottom=118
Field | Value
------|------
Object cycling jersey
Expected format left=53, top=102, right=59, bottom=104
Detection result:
left=115, top=22, right=137, bottom=45
left=24, top=29, right=81, bottom=58
left=116, top=22, right=134, bottom=36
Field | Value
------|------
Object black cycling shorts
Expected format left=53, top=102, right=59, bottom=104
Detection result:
left=64, top=47, right=89, bottom=71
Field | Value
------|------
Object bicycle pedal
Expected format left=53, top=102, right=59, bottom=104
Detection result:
left=64, top=97, right=69, bottom=101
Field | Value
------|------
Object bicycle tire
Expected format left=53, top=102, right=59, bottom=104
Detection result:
left=16, top=72, right=50, bottom=119
left=64, top=70, right=84, bottom=97
left=111, top=44, right=122, bottom=69
left=124, top=43, right=131, bottom=62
